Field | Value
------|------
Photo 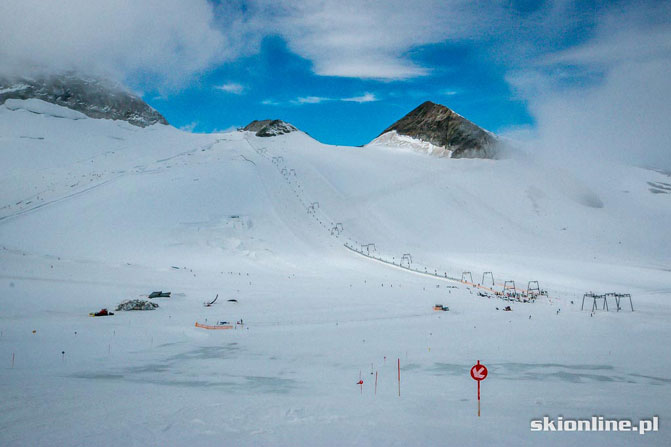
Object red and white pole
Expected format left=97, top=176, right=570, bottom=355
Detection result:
left=397, top=358, right=401, bottom=397
left=470, top=360, right=488, bottom=417
left=478, top=379, right=481, bottom=417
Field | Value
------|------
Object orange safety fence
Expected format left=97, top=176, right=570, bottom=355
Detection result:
left=195, top=322, right=233, bottom=330
left=460, top=280, right=499, bottom=295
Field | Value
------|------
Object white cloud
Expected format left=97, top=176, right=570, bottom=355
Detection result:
left=0, top=0, right=241, bottom=88
left=257, top=0, right=488, bottom=80
left=0, top=0, right=601, bottom=87
left=294, top=96, right=331, bottom=104
left=215, top=83, right=246, bottom=94
left=506, top=4, right=671, bottom=171
left=440, top=89, right=459, bottom=96
left=342, top=92, right=378, bottom=103
left=261, top=93, right=380, bottom=106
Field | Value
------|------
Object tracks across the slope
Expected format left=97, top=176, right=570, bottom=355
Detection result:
left=0, top=138, right=226, bottom=224
left=243, top=135, right=540, bottom=303
left=344, top=243, right=461, bottom=284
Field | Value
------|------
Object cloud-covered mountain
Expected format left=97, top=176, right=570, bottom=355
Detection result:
left=0, top=74, right=167, bottom=127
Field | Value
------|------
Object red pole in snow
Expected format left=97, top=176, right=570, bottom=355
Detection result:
left=470, top=360, right=487, bottom=417
left=398, top=358, right=401, bottom=397
left=478, top=380, right=481, bottom=417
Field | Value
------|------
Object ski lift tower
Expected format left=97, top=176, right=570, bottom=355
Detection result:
left=331, top=223, right=344, bottom=236
left=605, top=292, right=634, bottom=311
left=527, top=281, right=541, bottom=299
left=482, top=272, right=494, bottom=286
left=582, top=292, right=608, bottom=311
left=503, top=281, right=517, bottom=299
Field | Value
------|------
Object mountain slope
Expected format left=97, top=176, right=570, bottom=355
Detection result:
left=2, top=99, right=669, bottom=276
left=375, top=101, right=497, bottom=158
left=0, top=74, right=168, bottom=127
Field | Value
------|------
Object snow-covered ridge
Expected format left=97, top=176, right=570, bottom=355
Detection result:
left=367, top=130, right=453, bottom=157
left=4, top=98, right=87, bottom=120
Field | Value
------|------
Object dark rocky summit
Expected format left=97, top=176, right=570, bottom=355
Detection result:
left=243, top=119, right=297, bottom=137
left=0, top=74, right=168, bottom=127
left=379, top=101, right=497, bottom=158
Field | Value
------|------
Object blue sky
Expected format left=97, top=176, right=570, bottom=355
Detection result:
left=2, top=0, right=670, bottom=167
left=150, top=35, right=534, bottom=146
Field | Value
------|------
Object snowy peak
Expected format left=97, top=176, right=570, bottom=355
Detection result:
left=0, top=74, right=168, bottom=127
left=368, top=130, right=452, bottom=157
left=243, top=119, right=298, bottom=137
left=376, top=101, right=497, bottom=159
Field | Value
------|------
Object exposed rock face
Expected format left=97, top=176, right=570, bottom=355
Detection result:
left=0, top=74, right=168, bottom=127
left=243, top=119, right=297, bottom=137
left=378, top=101, right=497, bottom=158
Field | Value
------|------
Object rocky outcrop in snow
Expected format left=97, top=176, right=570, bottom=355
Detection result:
left=243, top=119, right=298, bottom=137
left=376, top=101, right=497, bottom=159
left=116, top=299, right=159, bottom=311
left=0, top=74, right=168, bottom=127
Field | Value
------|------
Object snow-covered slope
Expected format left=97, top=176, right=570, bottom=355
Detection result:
left=4, top=98, right=88, bottom=120
left=1, top=102, right=670, bottom=446
left=368, top=130, right=453, bottom=157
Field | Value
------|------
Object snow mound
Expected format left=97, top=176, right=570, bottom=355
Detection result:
left=368, top=130, right=452, bottom=157
left=4, top=98, right=87, bottom=120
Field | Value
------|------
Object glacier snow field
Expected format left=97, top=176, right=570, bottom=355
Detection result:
left=1, top=100, right=670, bottom=446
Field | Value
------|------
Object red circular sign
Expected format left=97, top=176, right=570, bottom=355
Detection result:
left=470, top=362, right=488, bottom=381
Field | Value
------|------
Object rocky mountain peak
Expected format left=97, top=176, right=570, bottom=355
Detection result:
left=378, top=101, right=497, bottom=158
